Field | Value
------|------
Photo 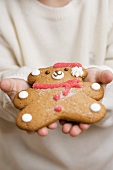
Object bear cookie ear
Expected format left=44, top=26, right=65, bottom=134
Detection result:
left=28, top=68, right=41, bottom=85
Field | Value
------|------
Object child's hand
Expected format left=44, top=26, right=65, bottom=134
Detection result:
left=60, top=68, right=113, bottom=137
left=1, top=68, right=113, bottom=137
left=0, top=78, right=58, bottom=136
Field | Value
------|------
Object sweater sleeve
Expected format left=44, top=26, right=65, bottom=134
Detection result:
left=0, top=33, right=33, bottom=124
left=95, top=2, right=113, bottom=127
left=103, top=0, right=113, bottom=67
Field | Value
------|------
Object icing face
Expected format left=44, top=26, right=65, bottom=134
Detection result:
left=90, top=103, right=101, bottom=112
left=22, top=113, right=32, bottom=122
left=71, top=67, right=83, bottom=77
left=31, top=69, right=40, bottom=76
left=19, top=91, right=28, bottom=99
left=91, top=83, right=100, bottom=90
left=52, top=70, right=64, bottom=79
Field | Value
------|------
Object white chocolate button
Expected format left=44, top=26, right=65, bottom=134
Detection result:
left=52, top=71, right=64, bottom=79
left=19, top=91, right=28, bottom=99
left=22, top=113, right=32, bottom=122
left=31, top=69, right=40, bottom=76
left=90, top=103, right=101, bottom=112
left=71, top=67, right=83, bottom=77
left=91, top=83, right=100, bottom=90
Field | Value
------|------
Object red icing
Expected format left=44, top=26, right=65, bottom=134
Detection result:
left=53, top=62, right=82, bottom=68
left=53, top=94, right=60, bottom=100
left=33, top=78, right=82, bottom=96
left=54, top=105, right=62, bottom=112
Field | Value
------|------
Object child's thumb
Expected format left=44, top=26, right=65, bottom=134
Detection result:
left=0, top=79, right=18, bottom=100
left=96, top=70, right=113, bottom=84
left=0, top=78, right=29, bottom=101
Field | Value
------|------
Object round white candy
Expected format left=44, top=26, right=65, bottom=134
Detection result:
left=19, top=91, right=28, bottom=99
left=91, top=83, right=100, bottom=90
left=22, top=113, right=32, bottom=122
left=31, top=69, right=40, bottom=76
left=90, top=103, right=101, bottom=112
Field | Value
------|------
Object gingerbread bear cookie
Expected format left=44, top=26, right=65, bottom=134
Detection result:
left=14, top=63, right=106, bottom=131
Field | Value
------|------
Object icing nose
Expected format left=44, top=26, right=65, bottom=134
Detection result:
left=52, top=70, right=64, bottom=79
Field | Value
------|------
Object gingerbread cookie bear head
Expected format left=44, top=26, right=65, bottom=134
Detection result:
left=28, top=63, right=88, bottom=85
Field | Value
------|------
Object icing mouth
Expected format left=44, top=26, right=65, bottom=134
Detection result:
left=33, top=78, right=82, bottom=96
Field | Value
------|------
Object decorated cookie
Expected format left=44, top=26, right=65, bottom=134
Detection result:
left=13, top=62, right=106, bottom=131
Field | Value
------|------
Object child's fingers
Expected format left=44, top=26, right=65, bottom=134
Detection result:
left=62, top=123, right=73, bottom=134
left=95, top=70, right=113, bottom=84
left=37, top=127, right=49, bottom=136
left=48, top=122, right=58, bottom=129
left=86, top=68, right=113, bottom=84
left=69, top=125, right=82, bottom=137
left=68, top=124, right=91, bottom=137
left=79, top=124, right=91, bottom=131
left=37, top=123, right=58, bottom=136
left=0, top=79, right=14, bottom=93
left=62, top=123, right=91, bottom=136
left=0, top=79, right=17, bottom=100
left=27, top=123, right=58, bottom=136
left=61, top=123, right=82, bottom=136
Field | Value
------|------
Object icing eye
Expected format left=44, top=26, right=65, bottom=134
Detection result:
left=31, top=69, right=40, bottom=76
left=45, top=70, right=50, bottom=75
left=22, top=113, right=32, bottom=122
left=64, top=68, right=69, bottom=71
left=52, top=70, right=64, bottom=79
left=71, top=67, right=83, bottom=77
left=19, top=91, right=28, bottom=99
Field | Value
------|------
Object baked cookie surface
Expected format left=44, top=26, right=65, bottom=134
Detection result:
left=14, top=63, right=106, bottom=131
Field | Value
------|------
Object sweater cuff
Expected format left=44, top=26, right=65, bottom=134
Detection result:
left=1, top=66, right=33, bottom=81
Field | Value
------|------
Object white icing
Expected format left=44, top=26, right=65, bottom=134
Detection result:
left=22, top=113, right=32, bottom=122
left=90, top=103, right=101, bottom=112
left=91, top=83, right=100, bottom=90
left=52, top=71, right=64, bottom=79
left=71, top=67, right=83, bottom=77
left=31, top=69, right=40, bottom=76
left=19, top=91, right=28, bottom=99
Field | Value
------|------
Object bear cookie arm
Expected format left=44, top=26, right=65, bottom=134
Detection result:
left=13, top=62, right=106, bottom=131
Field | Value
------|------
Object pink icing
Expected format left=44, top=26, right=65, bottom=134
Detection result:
left=54, top=105, right=62, bottom=112
left=53, top=94, right=60, bottom=100
left=33, top=78, right=82, bottom=96
left=53, top=62, right=82, bottom=68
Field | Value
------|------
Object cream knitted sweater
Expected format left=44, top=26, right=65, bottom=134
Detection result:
left=0, top=0, right=113, bottom=170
